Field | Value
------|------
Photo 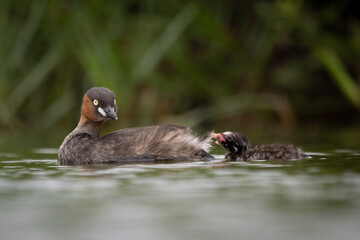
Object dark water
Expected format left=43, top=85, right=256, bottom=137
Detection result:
left=1, top=149, right=360, bottom=240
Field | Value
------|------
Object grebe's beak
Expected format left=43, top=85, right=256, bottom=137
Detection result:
left=211, top=133, right=225, bottom=145
left=101, top=106, right=118, bottom=120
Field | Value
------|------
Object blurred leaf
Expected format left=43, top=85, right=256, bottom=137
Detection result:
left=1, top=41, right=66, bottom=124
left=315, top=47, right=360, bottom=109
left=171, top=93, right=296, bottom=129
left=9, top=0, right=46, bottom=68
left=42, top=90, right=75, bottom=129
left=132, top=2, right=199, bottom=81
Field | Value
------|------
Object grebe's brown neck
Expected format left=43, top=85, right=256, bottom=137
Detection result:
left=73, top=93, right=105, bottom=138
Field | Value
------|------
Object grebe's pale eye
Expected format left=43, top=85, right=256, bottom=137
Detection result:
left=114, top=99, right=116, bottom=105
left=93, top=99, right=99, bottom=106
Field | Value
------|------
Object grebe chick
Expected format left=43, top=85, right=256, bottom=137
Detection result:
left=212, top=132, right=306, bottom=161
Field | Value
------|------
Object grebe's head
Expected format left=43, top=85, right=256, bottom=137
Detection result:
left=81, top=87, right=118, bottom=122
left=212, top=131, right=250, bottom=154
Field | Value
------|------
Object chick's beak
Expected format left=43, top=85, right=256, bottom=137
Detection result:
left=103, top=106, right=118, bottom=120
left=212, top=133, right=225, bottom=145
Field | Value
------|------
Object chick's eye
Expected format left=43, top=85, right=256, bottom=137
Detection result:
left=93, top=99, right=99, bottom=106
left=226, top=136, right=232, bottom=140
left=114, top=99, right=116, bottom=105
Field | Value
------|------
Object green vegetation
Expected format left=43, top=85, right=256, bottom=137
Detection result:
left=0, top=0, right=359, bottom=143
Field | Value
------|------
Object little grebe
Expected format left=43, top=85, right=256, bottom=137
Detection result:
left=212, top=131, right=306, bottom=161
left=58, top=87, right=214, bottom=165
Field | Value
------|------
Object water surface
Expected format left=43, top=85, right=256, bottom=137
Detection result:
left=1, top=149, right=360, bottom=240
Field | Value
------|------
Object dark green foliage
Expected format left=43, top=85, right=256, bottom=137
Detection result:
left=0, top=0, right=359, bottom=137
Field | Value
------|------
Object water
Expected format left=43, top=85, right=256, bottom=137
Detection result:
left=1, top=149, right=360, bottom=240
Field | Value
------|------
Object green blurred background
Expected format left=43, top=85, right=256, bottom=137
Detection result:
left=0, top=0, right=359, bottom=149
